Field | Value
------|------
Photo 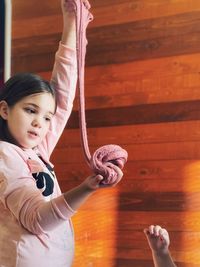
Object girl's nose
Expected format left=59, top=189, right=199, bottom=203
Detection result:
left=31, top=118, right=42, bottom=128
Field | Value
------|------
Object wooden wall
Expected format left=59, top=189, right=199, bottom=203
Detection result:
left=12, top=0, right=200, bottom=266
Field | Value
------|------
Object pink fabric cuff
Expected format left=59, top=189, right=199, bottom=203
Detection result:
left=51, top=195, right=76, bottom=220
left=57, top=42, right=76, bottom=59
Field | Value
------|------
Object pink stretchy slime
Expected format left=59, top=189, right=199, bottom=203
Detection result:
left=67, top=0, right=128, bottom=184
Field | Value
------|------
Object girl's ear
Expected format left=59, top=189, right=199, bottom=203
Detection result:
left=0, top=101, right=9, bottom=120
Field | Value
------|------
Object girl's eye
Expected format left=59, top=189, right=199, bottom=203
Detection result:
left=25, top=108, right=36, bottom=114
left=45, top=117, right=51, bottom=122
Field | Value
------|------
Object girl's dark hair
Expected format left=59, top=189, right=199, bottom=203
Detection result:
left=0, top=72, right=57, bottom=143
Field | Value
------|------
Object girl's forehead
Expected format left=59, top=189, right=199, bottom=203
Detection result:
left=21, top=92, right=55, bottom=102
left=20, top=92, right=56, bottom=112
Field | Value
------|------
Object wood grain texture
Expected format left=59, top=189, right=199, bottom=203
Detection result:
left=56, top=121, right=200, bottom=147
left=12, top=11, right=200, bottom=72
left=11, top=0, right=200, bottom=266
left=56, top=158, right=200, bottom=196
left=66, top=100, right=200, bottom=128
left=117, top=192, right=200, bottom=211
left=86, top=11, right=200, bottom=65
left=12, top=1, right=200, bottom=37
left=39, top=52, right=200, bottom=110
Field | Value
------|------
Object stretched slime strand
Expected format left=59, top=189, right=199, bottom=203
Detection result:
left=67, top=0, right=128, bottom=184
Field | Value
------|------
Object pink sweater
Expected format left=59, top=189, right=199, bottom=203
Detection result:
left=0, top=43, right=77, bottom=267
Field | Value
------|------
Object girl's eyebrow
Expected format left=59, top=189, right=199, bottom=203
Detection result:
left=24, top=103, right=54, bottom=115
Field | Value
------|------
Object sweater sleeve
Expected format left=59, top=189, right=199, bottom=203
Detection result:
left=38, top=42, right=77, bottom=159
left=0, top=144, right=76, bottom=235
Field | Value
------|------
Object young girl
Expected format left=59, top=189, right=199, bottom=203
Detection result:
left=0, top=1, right=123, bottom=266
left=144, top=225, right=177, bottom=267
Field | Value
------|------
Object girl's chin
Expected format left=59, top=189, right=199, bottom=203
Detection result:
left=19, top=141, right=39, bottom=150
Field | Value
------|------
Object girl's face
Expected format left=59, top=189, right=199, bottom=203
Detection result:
left=0, top=92, right=56, bottom=149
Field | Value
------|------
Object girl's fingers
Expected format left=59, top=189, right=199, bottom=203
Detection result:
left=148, top=225, right=163, bottom=236
left=154, top=225, right=162, bottom=236
left=159, top=228, right=167, bottom=236
left=159, top=228, right=169, bottom=243
left=95, top=175, right=104, bottom=183
left=145, top=225, right=169, bottom=245
left=149, top=225, right=155, bottom=235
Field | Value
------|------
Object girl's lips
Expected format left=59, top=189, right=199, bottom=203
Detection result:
left=28, top=131, right=38, bottom=138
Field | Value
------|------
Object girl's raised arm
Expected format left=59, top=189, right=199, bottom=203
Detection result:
left=39, top=0, right=77, bottom=158
left=144, top=225, right=177, bottom=267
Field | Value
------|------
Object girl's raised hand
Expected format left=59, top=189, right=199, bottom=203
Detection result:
left=61, top=0, right=76, bottom=18
left=144, top=225, right=170, bottom=254
left=61, top=0, right=76, bottom=47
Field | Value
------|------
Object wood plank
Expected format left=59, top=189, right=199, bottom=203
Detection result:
left=90, top=0, right=200, bottom=28
left=59, top=177, right=200, bottom=195
left=57, top=121, right=200, bottom=147
left=12, top=1, right=200, bottom=38
left=55, top=159, right=199, bottom=180
left=72, top=259, right=154, bottom=267
left=39, top=51, right=200, bottom=85
left=39, top=53, right=200, bottom=109
left=73, top=220, right=200, bottom=254
left=66, top=100, right=200, bottom=129
left=87, top=32, right=200, bottom=66
left=107, top=211, right=200, bottom=231
left=51, top=141, right=200, bottom=163
left=83, top=54, right=200, bottom=96
left=117, top=192, right=200, bottom=211
left=12, top=12, right=200, bottom=71
left=11, top=53, right=55, bottom=74
left=73, top=210, right=200, bottom=265
left=71, top=219, right=200, bottom=265
left=12, top=34, right=59, bottom=57
left=88, top=11, right=200, bottom=46
left=86, top=11, right=200, bottom=65
left=59, top=176, right=200, bottom=195
left=12, top=15, right=62, bottom=40
left=57, top=159, right=200, bottom=193
left=12, top=0, right=200, bottom=22
left=115, top=230, right=200, bottom=250
left=72, top=253, right=199, bottom=267
left=73, top=84, right=200, bottom=110
left=72, top=185, right=200, bottom=212
left=114, top=259, right=197, bottom=267
left=114, top=248, right=200, bottom=265
left=12, top=0, right=60, bottom=20
left=115, top=247, right=200, bottom=265
left=63, top=186, right=200, bottom=212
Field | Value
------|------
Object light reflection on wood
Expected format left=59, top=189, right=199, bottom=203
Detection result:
left=72, top=188, right=119, bottom=267
left=177, top=161, right=200, bottom=264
